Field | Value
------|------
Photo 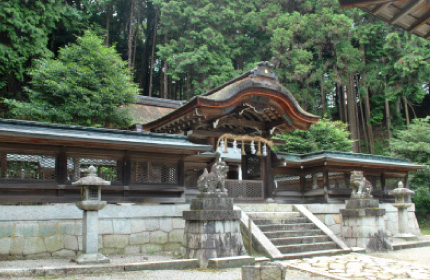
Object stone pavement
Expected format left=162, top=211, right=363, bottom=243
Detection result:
left=282, top=251, right=430, bottom=280
left=1, top=246, right=430, bottom=280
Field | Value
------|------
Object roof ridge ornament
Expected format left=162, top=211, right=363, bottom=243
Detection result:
left=250, top=61, right=278, bottom=81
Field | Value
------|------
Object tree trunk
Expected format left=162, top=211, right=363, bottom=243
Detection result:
left=404, top=96, right=410, bottom=126
left=163, top=61, right=168, bottom=99
left=396, top=99, right=401, bottom=115
left=104, top=3, right=112, bottom=46
left=140, top=1, right=155, bottom=95
left=385, top=88, right=393, bottom=140
left=346, top=73, right=359, bottom=152
left=362, top=87, right=375, bottom=154
left=127, top=0, right=136, bottom=69
left=357, top=76, right=369, bottom=153
left=321, top=72, right=326, bottom=116
left=148, top=10, right=159, bottom=97
left=336, top=83, right=345, bottom=122
left=359, top=44, right=375, bottom=154
left=131, top=3, right=141, bottom=70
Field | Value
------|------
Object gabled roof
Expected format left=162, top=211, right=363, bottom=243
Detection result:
left=143, top=62, right=320, bottom=136
left=276, top=150, right=425, bottom=171
left=0, top=119, right=211, bottom=154
left=339, top=0, right=430, bottom=39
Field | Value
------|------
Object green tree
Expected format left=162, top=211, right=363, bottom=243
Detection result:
left=5, top=31, right=138, bottom=128
left=0, top=0, right=68, bottom=98
left=273, top=119, right=353, bottom=154
left=390, top=117, right=430, bottom=187
left=390, top=117, right=430, bottom=220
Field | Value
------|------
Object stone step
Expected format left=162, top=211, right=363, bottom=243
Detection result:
left=264, top=229, right=324, bottom=238
left=236, top=203, right=294, bottom=212
left=270, top=235, right=332, bottom=246
left=274, top=249, right=351, bottom=260
left=277, top=242, right=339, bottom=254
left=246, top=211, right=302, bottom=221
left=252, top=217, right=308, bottom=225
left=258, top=223, right=317, bottom=232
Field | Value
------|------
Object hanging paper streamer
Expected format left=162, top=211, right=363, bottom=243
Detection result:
left=262, top=143, right=267, bottom=157
left=216, top=133, right=274, bottom=157
left=250, top=141, right=256, bottom=154
left=233, top=140, right=239, bottom=154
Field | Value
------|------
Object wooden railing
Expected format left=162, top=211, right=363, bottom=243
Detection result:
left=225, top=179, right=264, bottom=201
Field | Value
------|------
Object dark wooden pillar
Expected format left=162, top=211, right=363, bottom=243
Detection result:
left=0, top=153, right=7, bottom=178
left=56, top=148, right=67, bottom=198
left=263, top=148, right=275, bottom=199
left=178, top=158, right=185, bottom=187
left=323, top=167, right=329, bottom=203
left=123, top=152, right=131, bottom=186
left=56, top=148, right=67, bottom=185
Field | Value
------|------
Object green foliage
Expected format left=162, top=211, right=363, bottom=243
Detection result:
left=273, top=119, right=353, bottom=154
left=4, top=31, right=138, bottom=128
left=414, top=187, right=430, bottom=217
left=390, top=117, right=430, bottom=188
left=0, top=0, right=68, bottom=96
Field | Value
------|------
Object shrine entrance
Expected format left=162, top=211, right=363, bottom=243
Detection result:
left=144, top=62, right=320, bottom=201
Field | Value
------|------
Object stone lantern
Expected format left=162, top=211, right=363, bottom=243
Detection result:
left=389, top=181, right=416, bottom=240
left=72, top=165, right=110, bottom=264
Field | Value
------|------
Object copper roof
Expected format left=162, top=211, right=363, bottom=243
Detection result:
left=276, top=151, right=425, bottom=171
left=143, top=62, right=320, bottom=136
left=339, top=0, right=430, bottom=39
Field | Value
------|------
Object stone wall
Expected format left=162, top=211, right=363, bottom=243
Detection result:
left=0, top=204, right=188, bottom=259
left=305, top=203, right=421, bottom=238
left=0, top=202, right=422, bottom=259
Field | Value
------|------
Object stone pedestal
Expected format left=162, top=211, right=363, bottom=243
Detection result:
left=393, top=203, right=417, bottom=241
left=74, top=201, right=110, bottom=264
left=341, top=199, right=391, bottom=251
left=72, top=166, right=110, bottom=264
left=183, top=191, right=246, bottom=267
left=390, top=184, right=417, bottom=241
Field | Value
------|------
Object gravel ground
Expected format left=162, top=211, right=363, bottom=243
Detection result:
left=3, top=245, right=429, bottom=280
left=0, top=255, right=172, bottom=270
left=369, top=246, right=430, bottom=267
left=9, top=268, right=330, bottom=280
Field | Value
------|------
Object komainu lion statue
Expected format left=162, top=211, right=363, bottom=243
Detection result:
left=197, top=153, right=229, bottom=193
left=350, top=171, right=373, bottom=199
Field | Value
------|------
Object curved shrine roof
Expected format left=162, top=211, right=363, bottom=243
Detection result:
left=143, top=62, right=320, bottom=137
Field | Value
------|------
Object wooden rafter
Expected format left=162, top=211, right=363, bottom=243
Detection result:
left=407, top=12, right=430, bottom=32
left=390, top=0, right=425, bottom=24
left=339, top=0, right=395, bottom=9
left=372, top=2, right=392, bottom=14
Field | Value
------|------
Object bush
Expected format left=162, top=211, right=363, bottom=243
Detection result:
left=273, top=119, right=353, bottom=154
left=5, top=30, right=138, bottom=128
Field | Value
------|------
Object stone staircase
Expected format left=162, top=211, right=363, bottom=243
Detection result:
left=237, top=204, right=350, bottom=259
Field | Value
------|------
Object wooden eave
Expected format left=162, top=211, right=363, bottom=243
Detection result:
left=0, top=119, right=212, bottom=155
left=143, top=74, right=319, bottom=136
left=276, top=152, right=425, bottom=172
left=339, top=0, right=430, bottom=39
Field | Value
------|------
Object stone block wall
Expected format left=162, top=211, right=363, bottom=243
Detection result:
left=0, top=204, right=188, bottom=259
left=304, top=203, right=421, bottom=238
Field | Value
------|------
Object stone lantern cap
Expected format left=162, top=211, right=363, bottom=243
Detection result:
left=72, top=166, right=111, bottom=186
left=389, top=182, right=415, bottom=204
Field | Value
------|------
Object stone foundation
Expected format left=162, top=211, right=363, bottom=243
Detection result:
left=305, top=203, right=420, bottom=238
left=340, top=199, right=392, bottom=250
left=0, top=204, right=187, bottom=259
left=0, top=202, right=421, bottom=259
left=183, top=192, right=246, bottom=267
